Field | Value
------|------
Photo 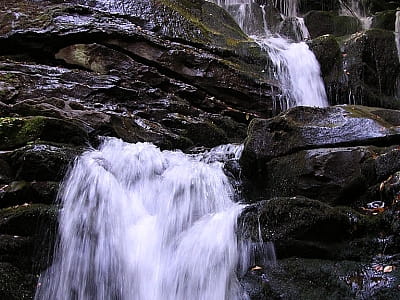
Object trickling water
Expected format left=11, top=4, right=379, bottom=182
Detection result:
left=213, top=0, right=328, bottom=110
left=274, top=0, right=298, bottom=17
left=35, top=138, right=256, bottom=300
left=396, top=10, right=400, bottom=63
left=339, top=0, right=372, bottom=30
left=395, top=10, right=400, bottom=97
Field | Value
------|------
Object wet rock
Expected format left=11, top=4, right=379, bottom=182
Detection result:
left=239, top=196, right=357, bottom=243
left=367, top=0, right=400, bottom=13
left=0, top=116, right=89, bottom=150
left=308, top=34, right=346, bottom=106
left=339, top=29, right=400, bottom=108
left=0, top=159, right=13, bottom=183
left=371, top=10, right=397, bottom=31
left=0, top=181, right=59, bottom=209
left=0, top=204, right=57, bottom=237
left=241, top=105, right=400, bottom=175
left=0, top=181, right=38, bottom=209
left=183, top=120, right=228, bottom=148
left=253, top=147, right=375, bottom=205
left=8, top=144, right=82, bottom=182
left=304, top=11, right=360, bottom=38
left=241, top=258, right=400, bottom=300
left=298, top=0, right=340, bottom=14
left=0, top=262, right=35, bottom=300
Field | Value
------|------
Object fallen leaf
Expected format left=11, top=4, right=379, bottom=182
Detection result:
left=384, top=266, right=394, bottom=273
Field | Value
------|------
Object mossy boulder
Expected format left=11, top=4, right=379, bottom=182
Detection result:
left=371, top=10, right=397, bottom=31
left=304, top=11, right=361, bottom=38
left=308, top=34, right=342, bottom=78
left=339, top=29, right=400, bottom=107
left=241, top=105, right=400, bottom=172
left=240, top=196, right=357, bottom=243
left=0, top=117, right=89, bottom=150
left=8, top=143, right=82, bottom=182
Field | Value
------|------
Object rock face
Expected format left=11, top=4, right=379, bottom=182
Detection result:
left=241, top=105, right=400, bottom=202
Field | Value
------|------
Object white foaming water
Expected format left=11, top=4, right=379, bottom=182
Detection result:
left=35, top=138, right=251, bottom=300
left=212, top=0, right=328, bottom=110
left=340, top=0, right=372, bottom=30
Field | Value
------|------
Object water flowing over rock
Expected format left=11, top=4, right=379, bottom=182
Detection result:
left=1, top=0, right=400, bottom=299
left=35, top=138, right=249, bottom=300
left=212, top=0, right=329, bottom=110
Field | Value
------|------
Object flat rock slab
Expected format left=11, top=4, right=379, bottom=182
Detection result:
left=241, top=105, right=400, bottom=172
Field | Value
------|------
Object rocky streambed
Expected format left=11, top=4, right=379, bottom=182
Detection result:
left=0, top=0, right=400, bottom=299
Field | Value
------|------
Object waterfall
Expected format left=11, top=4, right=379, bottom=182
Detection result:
left=339, top=0, right=372, bottom=30
left=212, top=0, right=328, bottom=110
left=35, top=138, right=257, bottom=300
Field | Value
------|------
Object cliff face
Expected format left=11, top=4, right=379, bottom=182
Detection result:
left=0, top=0, right=400, bottom=299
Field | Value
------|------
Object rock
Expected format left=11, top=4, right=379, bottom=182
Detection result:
left=371, top=10, right=397, bottom=31
left=0, top=262, right=35, bottom=300
left=367, top=0, right=400, bottom=13
left=241, top=106, right=400, bottom=204
left=8, top=144, right=82, bottom=182
left=339, top=29, right=400, bottom=108
left=304, top=11, right=360, bottom=39
left=241, top=258, right=400, bottom=300
left=298, top=0, right=340, bottom=14
left=241, top=105, right=400, bottom=174
left=308, top=34, right=344, bottom=105
left=239, top=196, right=357, bottom=244
left=252, top=147, right=375, bottom=204
left=0, top=159, right=13, bottom=183
left=0, top=181, right=59, bottom=208
left=0, top=181, right=38, bottom=209
left=0, top=116, right=89, bottom=150
left=0, top=204, right=57, bottom=237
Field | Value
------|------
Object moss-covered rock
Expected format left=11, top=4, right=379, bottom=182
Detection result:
left=0, top=116, right=89, bottom=150
left=371, top=10, right=397, bottom=31
left=8, top=143, right=82, bottom=182
left=241, top=105, right=400, bottom=173
left=339, top=29, right=400, bottom=108
left=304, top=10, right=361, bottom=39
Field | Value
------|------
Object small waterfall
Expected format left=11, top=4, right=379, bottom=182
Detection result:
left=213, top=0, right=328, bottom=110
left=339, top=0, right=372, bottom=30
left=35, top=138, right=261, bottom=300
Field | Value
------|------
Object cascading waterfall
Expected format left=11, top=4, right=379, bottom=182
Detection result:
left=35, top=138, right=260, bottom=300
left=339, top=0, right=372, bottom=30
left=212, top=0, right=328, bottom=110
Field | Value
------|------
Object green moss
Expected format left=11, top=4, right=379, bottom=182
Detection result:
left=0, top=117, right=46, bottom=150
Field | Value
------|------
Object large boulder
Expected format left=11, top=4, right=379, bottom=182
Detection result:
left=338, top=29, right=400, bottom=108
left=240, top=106, right=400, bottom=203
left=304, top=11, right=360, bottom=38
left=241, top=105, right=400, bottom=166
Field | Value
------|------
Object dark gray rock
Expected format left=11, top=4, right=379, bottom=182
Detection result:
left=241, top=105, right=400, bottom=172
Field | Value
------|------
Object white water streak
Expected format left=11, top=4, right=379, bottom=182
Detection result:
left=340, top=0, right=372, bottom=30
